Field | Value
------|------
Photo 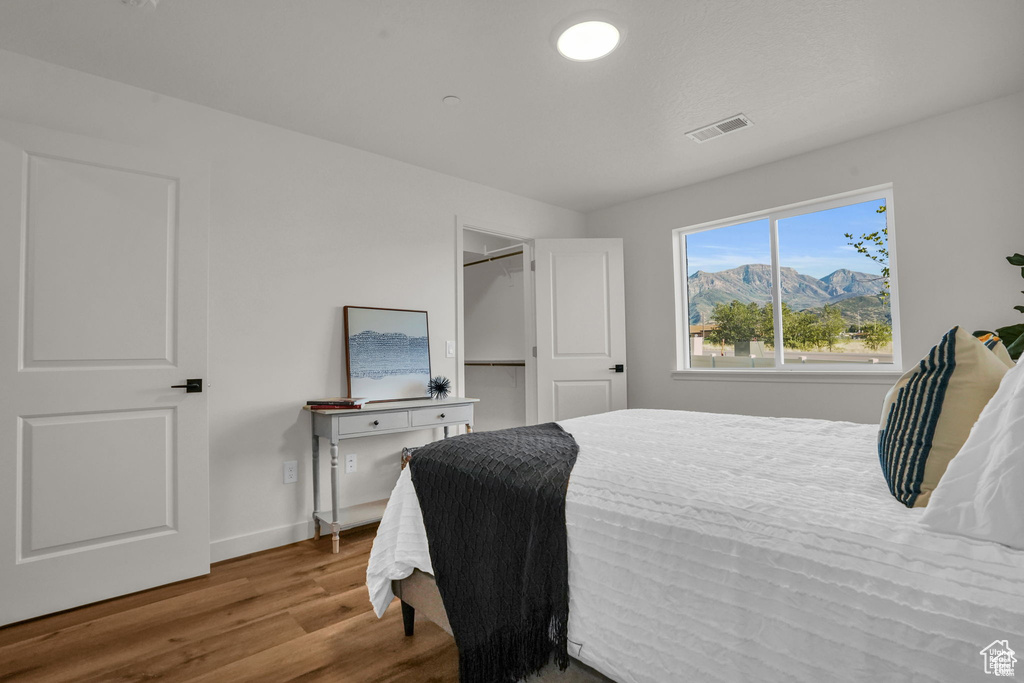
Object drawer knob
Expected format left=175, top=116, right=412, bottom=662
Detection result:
left=439, top=413, right=446, bottom=419
left=372, top=420, right=380, bottom=426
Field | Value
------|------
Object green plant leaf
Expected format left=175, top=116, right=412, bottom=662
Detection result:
left=972, top=330, right=995, bottom=338
left=994, top=323, right=1024, bottom=341
left=1006, top=253, right=1024, bottom=266
left=1005, top=332, right=1024, bottom=361
left=1016, top=306, right=1024, bottom=314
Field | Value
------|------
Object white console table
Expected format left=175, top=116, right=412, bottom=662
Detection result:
left=305, top=397, right=478, bottom=552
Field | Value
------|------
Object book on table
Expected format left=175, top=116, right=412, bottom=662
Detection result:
left=308, top=404, right=363, bottom=410
left=306, top=397, right=369, bottom=409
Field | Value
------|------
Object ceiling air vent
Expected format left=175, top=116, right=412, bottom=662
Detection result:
left=686, top=114, right=753, bottom=143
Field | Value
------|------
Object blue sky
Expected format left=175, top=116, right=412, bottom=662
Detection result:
left=685, top=199, right=888, bottom=279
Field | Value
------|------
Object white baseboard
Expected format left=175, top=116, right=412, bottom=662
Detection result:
left=209, top=501, right=388, bottom=563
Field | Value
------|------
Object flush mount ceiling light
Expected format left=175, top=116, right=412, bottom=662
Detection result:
left=555, top=19, right=622, bottom=61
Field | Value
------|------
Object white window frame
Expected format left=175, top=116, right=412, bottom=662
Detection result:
left=672, top=184, right=902, bottom=377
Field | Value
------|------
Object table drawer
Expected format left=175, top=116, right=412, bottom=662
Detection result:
left=335, top=410, right=410, bottom=436
left=410, top=404, right=473, bottom=427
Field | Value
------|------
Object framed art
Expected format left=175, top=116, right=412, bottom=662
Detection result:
left=344, top=306, right=431, bottom=401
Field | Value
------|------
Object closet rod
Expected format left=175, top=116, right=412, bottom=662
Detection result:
left=464, top=361, right=526, bottom=367
left=463, top=250, right=524, bottom=268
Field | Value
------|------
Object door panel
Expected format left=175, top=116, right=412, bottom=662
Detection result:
left=552, top=380, right=612, bottom=422
left=535, top=239, right=626, bottom=423
left=24, top=154, right=177, bottom=365
left=0, top=119, right=209, bottom=626
left=22, top=409, right=175, bottom=555
left=551, top=251, right=611, bottom=357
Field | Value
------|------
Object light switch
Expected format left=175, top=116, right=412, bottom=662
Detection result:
left=446, top=340, right=455, bottom=358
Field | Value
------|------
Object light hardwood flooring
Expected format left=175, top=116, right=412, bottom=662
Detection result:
left=0, top=525, right=460, bottom=682
left=0, top=525, right=607, bottom=683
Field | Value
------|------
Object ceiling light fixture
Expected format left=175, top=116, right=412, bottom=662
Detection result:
left=556, top=19, right=621, bottom=62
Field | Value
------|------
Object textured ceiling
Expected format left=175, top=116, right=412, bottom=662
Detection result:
left=0, top=0, right=1022, bottom=212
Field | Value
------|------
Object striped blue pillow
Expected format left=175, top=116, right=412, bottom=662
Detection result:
left=878, top=327, right=1008, bottom=507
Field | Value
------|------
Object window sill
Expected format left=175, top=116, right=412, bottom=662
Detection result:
left=671, top=369, right=903, bottom=385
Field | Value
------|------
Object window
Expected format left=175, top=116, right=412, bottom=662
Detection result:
left=674, top=186, right=899, bottom=372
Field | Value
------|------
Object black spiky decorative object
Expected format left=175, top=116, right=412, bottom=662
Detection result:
left=428, top=375, right=451, bottom=399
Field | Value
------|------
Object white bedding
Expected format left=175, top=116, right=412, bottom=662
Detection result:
left=366, top=409, right=1024, bottom=683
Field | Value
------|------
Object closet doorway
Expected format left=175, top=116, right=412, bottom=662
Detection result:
left=457, top=221, right=536, bottom=431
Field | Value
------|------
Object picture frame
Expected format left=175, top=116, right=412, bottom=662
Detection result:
left=344, top=306, right=431, bottom=401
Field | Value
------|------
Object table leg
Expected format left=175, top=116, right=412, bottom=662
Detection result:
left=312, top=431, right=321, bottom=541
left=330, top=440, right=341, bottom=553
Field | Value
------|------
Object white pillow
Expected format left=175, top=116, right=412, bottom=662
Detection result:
left=920, top=359, right=1024, bottom=548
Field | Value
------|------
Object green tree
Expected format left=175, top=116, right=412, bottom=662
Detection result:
left=705, top=301, right=762, bottom=347
left=844, top=204, right=890, bottom=299
left=862, top=322, right=893, bottom=352
left=713, top=300, right=844, bottom=353
left=757, top=303, right=776, bottom=347
left=784, top=310, right=820, bottom=351
left=780, top=306, right=844, bottom=352
left=756, top=301, right=794, bottom=348
left=817, top=304, right=846, bottom=352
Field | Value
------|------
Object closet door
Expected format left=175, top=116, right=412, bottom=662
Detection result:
left=534, top=238, right=627, bottom=422
left=0, top=120, right=210, bottom=625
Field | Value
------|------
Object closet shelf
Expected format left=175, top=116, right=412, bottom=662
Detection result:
left=463, top=250, right=523, bottom=267
left=465, top=360, right=526, bottom=367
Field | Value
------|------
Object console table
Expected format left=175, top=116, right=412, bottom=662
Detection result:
left=305, top=397, right=478, bottom=552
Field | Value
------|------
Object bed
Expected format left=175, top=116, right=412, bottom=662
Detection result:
left=367, top=407, right=1024, bottom=682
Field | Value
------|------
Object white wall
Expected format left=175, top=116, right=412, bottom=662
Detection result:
left=587, top=90, right=1024, bottom=424
left=0, top=50, right=585, bottom=560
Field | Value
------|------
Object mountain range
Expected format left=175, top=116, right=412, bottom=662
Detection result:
left=688, top=264, right=888, bottom=325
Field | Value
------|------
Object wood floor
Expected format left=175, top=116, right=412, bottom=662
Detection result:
left=0, top=524, right=461, bottom=682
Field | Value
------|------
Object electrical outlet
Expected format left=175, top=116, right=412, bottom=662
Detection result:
left=345, top=453, right=357, bottom=473
left=283, top=460, right=298, bottom=484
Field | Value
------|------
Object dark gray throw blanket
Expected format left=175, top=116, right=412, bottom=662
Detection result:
left=409, top=423, right=579, bottom=683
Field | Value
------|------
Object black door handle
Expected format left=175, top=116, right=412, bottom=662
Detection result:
left=609, top=364, right=624, bottom=373
left=171, top=379, right=203, bottom=393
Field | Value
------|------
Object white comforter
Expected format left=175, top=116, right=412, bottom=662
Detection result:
left=366, top=409, right=1024, bottom=683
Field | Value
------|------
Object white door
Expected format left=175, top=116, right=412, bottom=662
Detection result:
left=0, top=120, right=210, bottom=626
left=534, top=238, right=627, bottom=422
